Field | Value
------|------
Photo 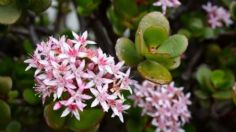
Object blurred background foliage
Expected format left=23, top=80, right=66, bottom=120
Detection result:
left=1, top=0, right=236, bottom=131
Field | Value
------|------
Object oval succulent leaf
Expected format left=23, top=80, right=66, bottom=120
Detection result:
left=113, top=0, right=138, bottom=19
left=230, top=1, right=236, bottom=19
left=157, top=34, right=188, bottom=57
left=137, top=60, right=172, bottom=84
left=66, top=109, right=104, bottom=131
left=138, top=11, right=170, bottom=34
left=44, top=103, right=66, bottom=129
left=23, top=89, right=40, bottom=105
left=143, top=26, right=168, bottom=49
left=0, top=76, right=12, bottom=95
left=210, top=70, right=235, bottom=90
left=29, top=0, right=51, bottom=14
left=115, top=37, right=143, bottom=66
left=135, top=29, right=149, bottom=56
left=0, top=1, right=22, bottom=24
left=0, top=100, right=11, bottom=126
left=144, top=53, right=180, bottom=69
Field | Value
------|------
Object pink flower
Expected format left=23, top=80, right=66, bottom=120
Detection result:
left=202, top=2, right=233, bottom=28
left=25, top=31, right=132, bottom=123
left=130, top=80, right=191, bottom=131
left=153, top=0, right=181, bottom=14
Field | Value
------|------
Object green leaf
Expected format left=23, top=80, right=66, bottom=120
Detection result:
left=6, top=120, right=21, bottom=132
left=0, top=100, right=11, bottom=127
left=23, top=89, right=40, bottom=105
left=126, top=119, right=145, bottom=132
left=157, top=34, right=188, bottom=57
left=144, top=53, right=180, bottom=69
left=115, top=37, right=143, bottom=66
left=210, top=70, right=235, bottom=90
left=230, top=1, right=236, bottom=19
left=194, top=90, right=209, bottom=100
left=138, top=12, right=170, bottom=35
left=67, top=109, right=104, bottom=131
left=29, top=0, right=51, bottom=14
left=0, top=76, right=12, bottom=95
left=113, top=0, right=138, bottom=19
left=135, top=29, right=149, bottom=55
left=212, top=91, right=232, bottom=100
left=0, top=1, right=22, bottom=24
left=195, top=65, right=214, bottom=92
left=137, top=60, right=172, bottom=84
left=0, top=0, right=10, bottom=5
left=77, top=0, right=100, bottom=16
left=143, top=26, right=168, bottom=49
left=44, top=103, right=66, bottom=129
left=178, top=28, right=192, bottom=39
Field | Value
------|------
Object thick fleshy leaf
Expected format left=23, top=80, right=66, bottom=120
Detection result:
left=29, top=0, right=51, bottom=14
left=135, top=29, right=149, bottom=55
left=23, top=89, right=40, bottom=105
left=137, top=60, right=172, bottom=84
left=66, top=109, right=104, bottom=131
left=144, top=53, right=180, bottom=69
left=143, top=26, right=168, bottom=49
left=0, top=0, right=10, bottom=5
left=0, top=100, right=11, bottom=127
left=137, top=12, right=170, bottom=34
left=115, top=37, right=143, bottom=66
left=113, top=0, right=138, bottom=19
left=0, top=1, right=22, bottom=24
left=77, top=0, right=100, bottom=16
left=196, top=65, right=215, bottom=92
left=157, top=34, right=188, bottom=57
left=210, top=70, right=235, bottom=90
left=194, top=90, right=209, bottom=100
left=6, top=120, right=21, bottom=132
left=212, top=91, right=232, bottom=100
left=230, top=1, right=236, bottom=19
left=0, top=76, right=12, bottom=95
left=44, top=103, right=66, bottom=129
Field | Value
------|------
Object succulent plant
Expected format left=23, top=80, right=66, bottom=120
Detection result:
left=115, top=11, right=188, bottom=84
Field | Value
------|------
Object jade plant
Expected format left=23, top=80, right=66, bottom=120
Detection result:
left=115, top=11, right=188, bottom=84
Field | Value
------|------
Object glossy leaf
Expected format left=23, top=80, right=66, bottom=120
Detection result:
left=115, top=37, right=143, bottom=66
left=210, top=70, right=235, bottom=90
left=44, top=103, right=66, bottom=129
left=143, top=26, right=168, bottom=49
left=0, top=1, right=22, bottom=24
left=137, top=60, right=172, bottom=84
left=0, top=100, right=11, bottom=127
left=135, top=29, right=149, bottom=55
left=157, top=34, right=188, bottom=57
left=66, top=109, right=104, bottom=131
left=23, top=89, right=40, bottom=105
left=0, top=76, right=12, bottom=95
left=212, top=91, right=232, bottom=100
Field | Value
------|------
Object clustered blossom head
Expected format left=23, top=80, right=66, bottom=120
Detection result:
left=130, top=80, right=191, bottom=132
left=202, top=2, right=232, bottom=29
left=153, top=0, right=181, bottom=14
left=24, top=31, right=132, bottom=122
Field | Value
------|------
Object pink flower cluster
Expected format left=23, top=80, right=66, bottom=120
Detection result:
left=153, top=0, right=181, bottom=14
left=24, top=31, right=132, bottom=122
left=130, top=80, right=191, bottom=132
left=202, top=2, right=232, bottom=29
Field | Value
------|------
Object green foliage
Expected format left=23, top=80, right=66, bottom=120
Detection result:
left=138, top=60, right=172, bottom=84
left=115, top=37, right=143, bottom=66
left=0, top=100, right=11, bottom=128
left=0, top=0, right=22, bottom=24
left=23, top=89, right=40, bottom=105
left=66, top=109, right=104, bottom=131
left=230, top=1, right=236, bottom=19
left=210, top=70, right=234, bottom=90
left=76, top=0, right=100, bottom=16
left=115, top=12, right=188, bottom=84
left=0, top=76, right=12, bottom=95
left=28, top=0, right=51, bottom=14
left=6, top=120, right=21, bottom=132
left=44, top=103, right=66, bottom=129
